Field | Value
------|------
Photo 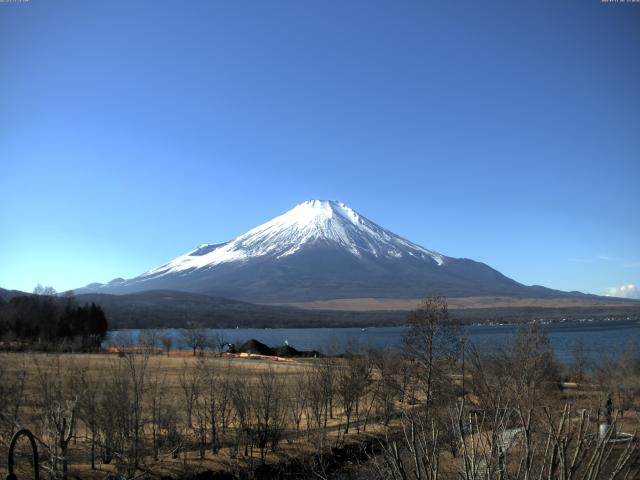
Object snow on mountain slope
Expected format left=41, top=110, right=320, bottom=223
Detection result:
left=142, top=200, right=444, bottom=280
left=81, top=199, right=567, bottom=302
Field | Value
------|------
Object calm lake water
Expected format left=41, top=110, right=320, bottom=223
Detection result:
left=107, top=319, right=640, bottom=364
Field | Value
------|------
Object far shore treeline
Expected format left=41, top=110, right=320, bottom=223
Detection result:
left=0, top=285, right=107, bottom=351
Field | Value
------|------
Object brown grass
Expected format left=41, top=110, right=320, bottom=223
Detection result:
left=273, top=296, right=640, bottom=311
left=0, top=352, right=383, bottom=479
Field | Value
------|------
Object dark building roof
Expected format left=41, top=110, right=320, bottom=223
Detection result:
left=237, top=339, right=275, bottom=356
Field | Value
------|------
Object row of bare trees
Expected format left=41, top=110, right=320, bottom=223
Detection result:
left=374, top=400, right=638, bottom=480
left=0, top=346, right=409, bottom=479
left=366, top=297, right=640, bottom=480
left=1, top=297, right=639, bottom=479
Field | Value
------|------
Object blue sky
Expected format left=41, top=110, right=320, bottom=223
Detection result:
left=1, top=0, right=639, bottom=297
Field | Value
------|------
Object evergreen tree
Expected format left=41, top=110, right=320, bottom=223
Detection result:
left=0, top=289, right=108, bottom=350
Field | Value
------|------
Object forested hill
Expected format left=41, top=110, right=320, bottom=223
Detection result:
left=0, top=288, right=108, bottom=349
left=73, top=290, right=405, bottom=329
left=2, top=288, right=638, bottom=331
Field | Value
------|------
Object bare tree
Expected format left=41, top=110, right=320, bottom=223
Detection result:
left=139, top=329, right=160, bottom=352
left=194, top=357, right=227, bottom=455
left=230, top=377, right=253, bottom=459
left=217, top=361, right=235, bottom=436
left=337, top=353, right=372, bottom=434
left=33, top=355, right=78, bottom=480
left=0, top=354, right=27, bottom=456
left=147, top=366, right=168, bottom=461
left=288, top=369, right=308, bottom=437
left=317, top=356, right=336, bottom=421
left=305, top=366, right=328, bottom=435
left=403, top=296, right=460, bottom=410
left=371, top=348, right=402, bottom=426
left=373, top=408, right=441, bottom=480
left=124, top=350, right=150, bottom=472
left=594, top=343, right=640, bottom=420
left=160, top=335, right=173, bottom=354
left=509, top=324, right=560, bottom=410
left=572, top=340, right=590, bottom=386
left=253, top=367, right=287, bottom=463
left=178, top=360, right=203, bottom=456
left=374, top=397, right=639, bottom=480
left=181, top=323, right=210, bottom=356
left=98, top=349, right=151, bottom=475
left=469, top=324, right=560, bottom=415
left=76, top=365, right=102, bottom=470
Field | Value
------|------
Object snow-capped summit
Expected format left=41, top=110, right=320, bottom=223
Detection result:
left=143, top=200, right=443, bottom=279
left=80, top=200, right=539, bottom=302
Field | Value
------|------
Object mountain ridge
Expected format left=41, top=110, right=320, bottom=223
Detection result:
left=77, top=200, right=604, bottom=303
left=2, top=287, right=638, bottom=330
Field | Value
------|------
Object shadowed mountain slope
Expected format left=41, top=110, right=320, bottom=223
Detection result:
left=78, top=200, right=599, bottom=303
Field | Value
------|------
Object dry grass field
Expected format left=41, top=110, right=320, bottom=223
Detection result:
left=1, top=322, right=638, bottom=480
left=0, top=351, right=403, bottom=479
left=278, top=296, right=640, bottom=311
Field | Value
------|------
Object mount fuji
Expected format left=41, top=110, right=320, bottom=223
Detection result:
left=80, top=200, right=581, bottom=303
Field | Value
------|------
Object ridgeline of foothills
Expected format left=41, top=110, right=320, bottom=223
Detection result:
left=1, top=283, right=640, bottom=351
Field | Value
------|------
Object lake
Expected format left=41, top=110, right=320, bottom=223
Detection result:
left=106, top=319, right=640, bottom=364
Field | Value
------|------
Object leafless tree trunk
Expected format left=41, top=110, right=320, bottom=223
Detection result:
left=123, top=350, right=150, bottom=472
left=289, top=368, right=308, bottom=437
left=76, top=365, right=101, bottom=470
left=371, top=349, right=402, bottom=426
left=34, top=355, right=78, bottom=480
left=147, top=367, right=168, bottom=461
left=337, top=353, right=372, bottom=434
left=0, top=353, right=27, bottom=460
left=251, top=367, right=286, bottom=463
left=373, top=409, right=440, bottom=480
left=179, top=360, right=202, bottom=457
left=181, top=322, right=210, bottom=356
left=403, top=296, right=459, bottom=412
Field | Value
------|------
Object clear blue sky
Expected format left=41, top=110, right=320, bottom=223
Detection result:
left=1, top=0, right=639, bottom=297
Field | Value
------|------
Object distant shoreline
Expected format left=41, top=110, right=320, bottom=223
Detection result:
left=105, top=318, right=640, bottom=363
left=274, top=295, right=640, bottom=311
